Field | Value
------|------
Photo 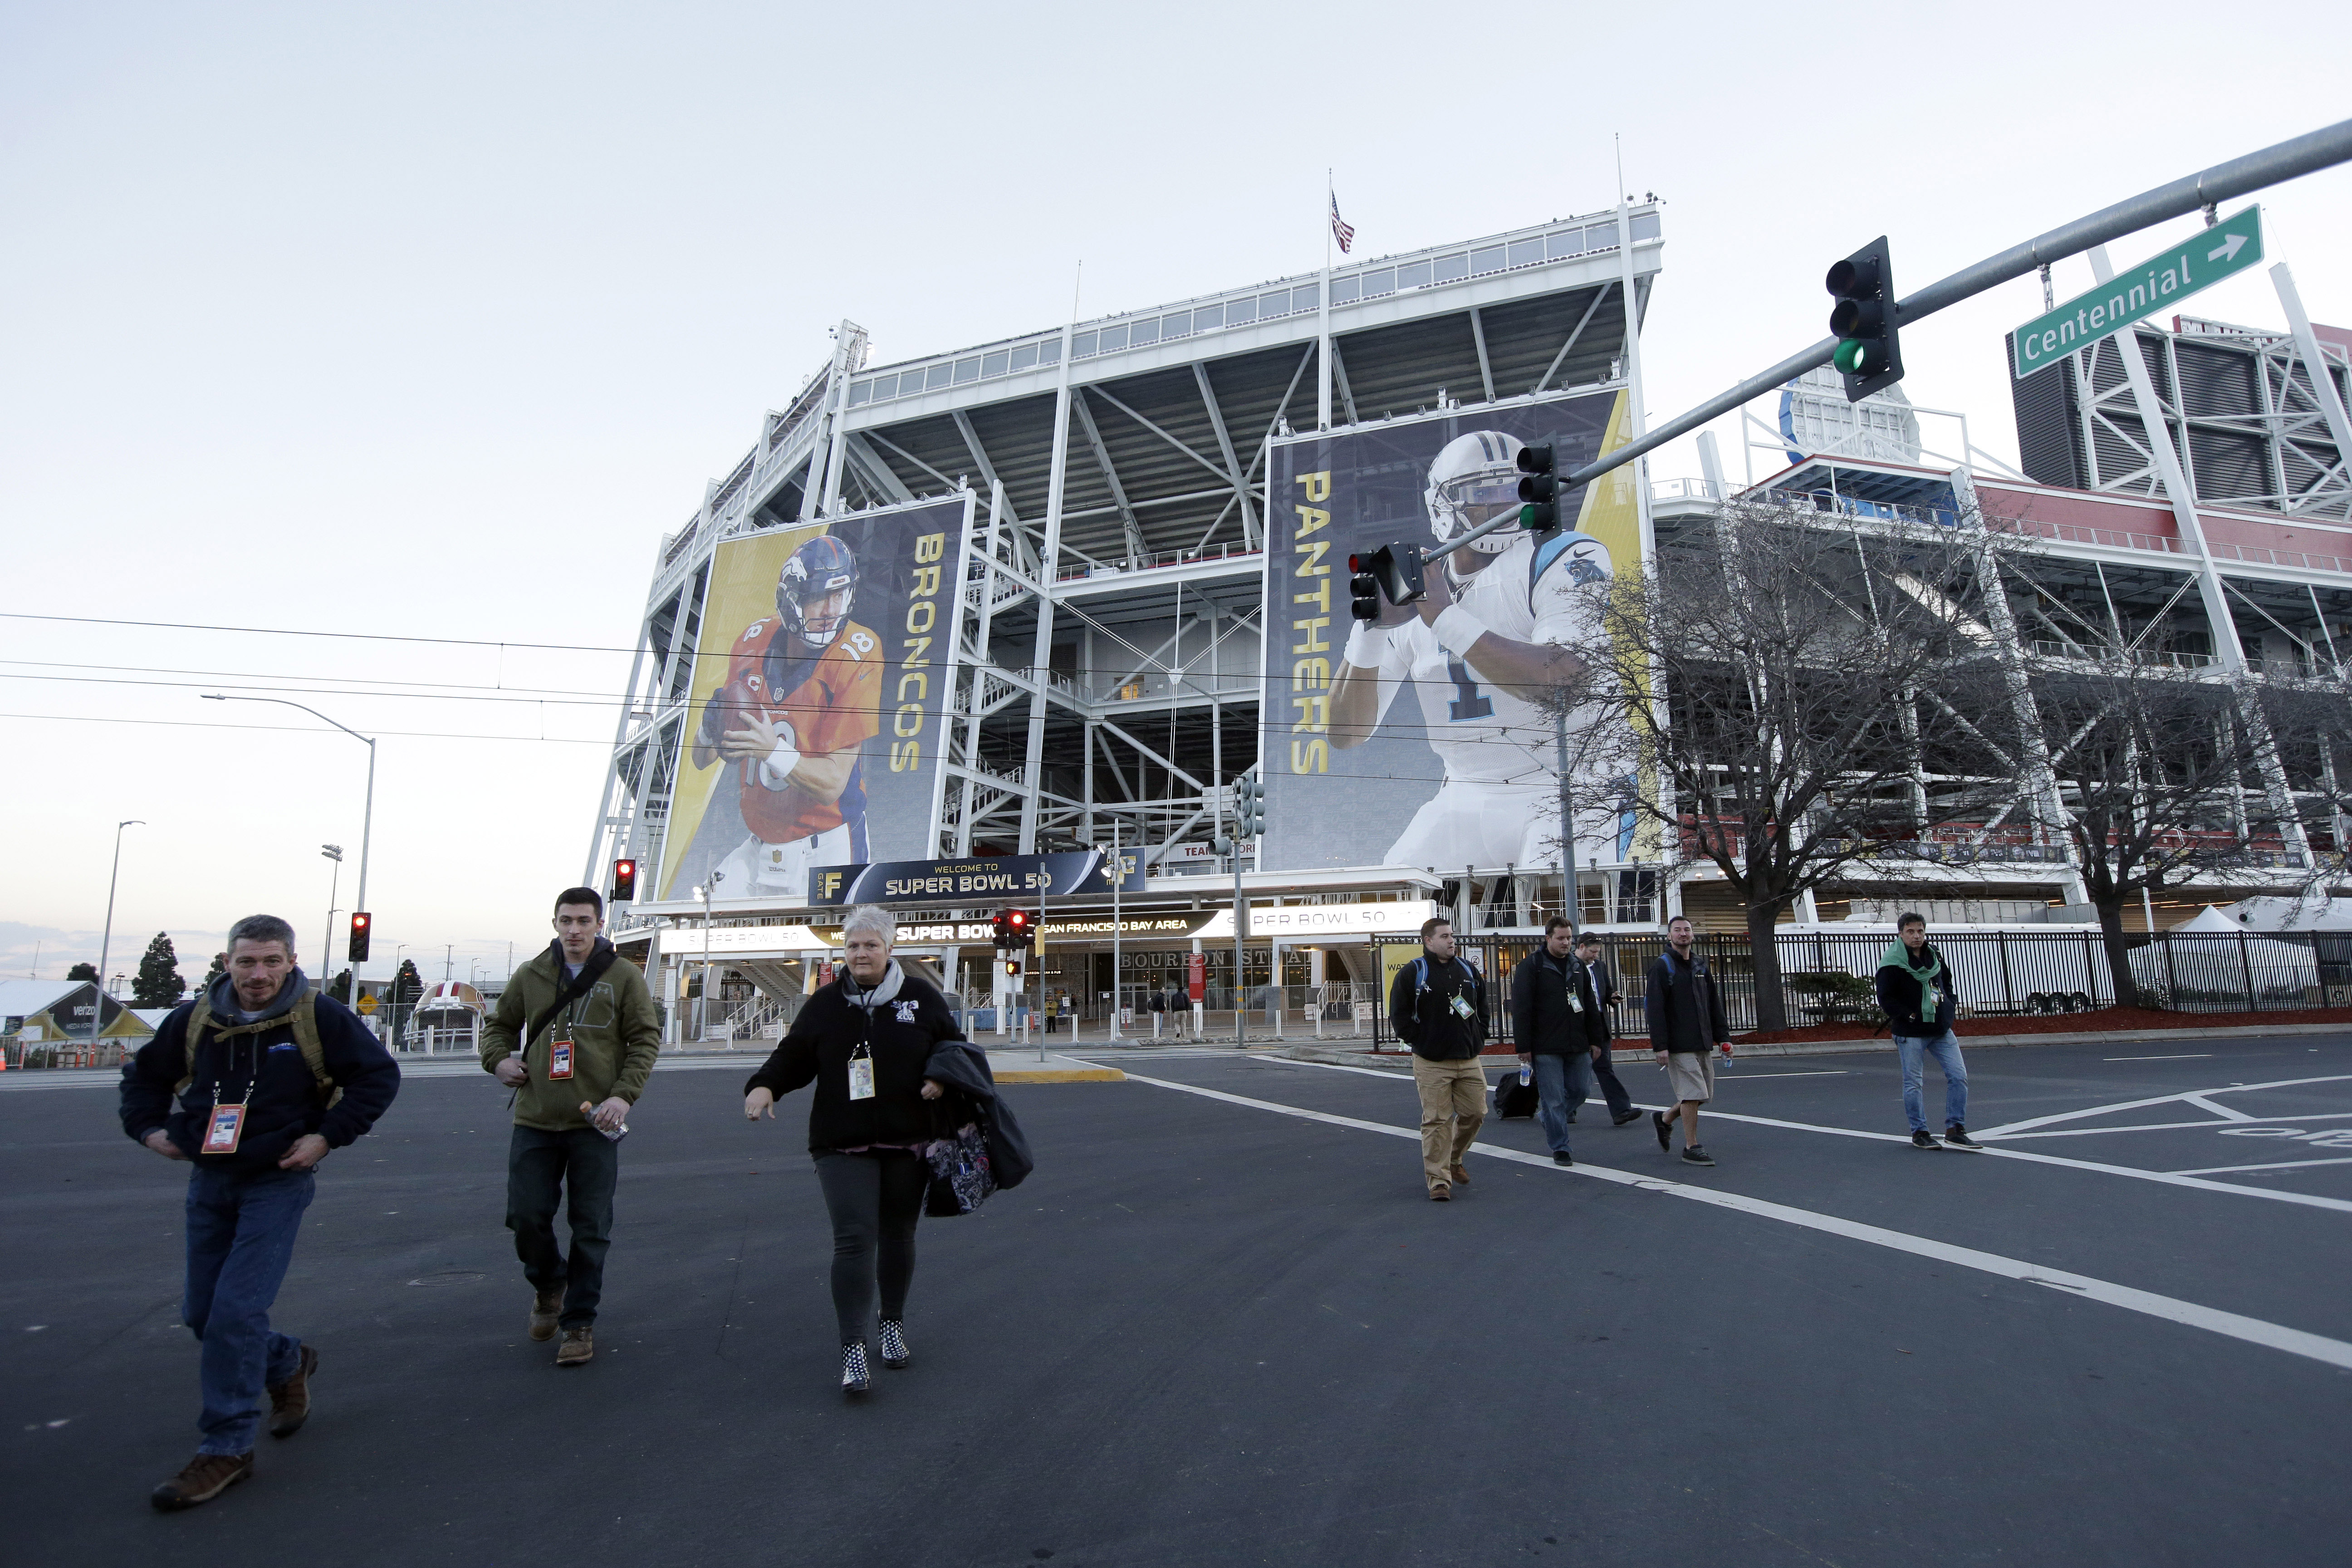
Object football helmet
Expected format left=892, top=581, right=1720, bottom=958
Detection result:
left=1425, top=430, right=1528, bottom=557
left=776, top=534, right=858, bottom=648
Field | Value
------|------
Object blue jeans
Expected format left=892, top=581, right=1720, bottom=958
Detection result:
left=1532, top=1052, right=1592, bottom=1156
left=183, top=1166, right=315, bottom=1455
left=507, top=1126, right=620, bottom=1328
left=1896, top=1030, right=1970, bottom=1133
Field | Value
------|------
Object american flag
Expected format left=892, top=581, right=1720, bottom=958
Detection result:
left=1329, top=193, right=1354, bottom=254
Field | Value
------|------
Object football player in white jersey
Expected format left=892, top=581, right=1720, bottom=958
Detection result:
left=1329, top=430, right=1616, bottom=872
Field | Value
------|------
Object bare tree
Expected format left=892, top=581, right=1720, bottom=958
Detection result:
left=2030, top=655, right=2319, bottom=1005
left=1577, top=494, right=2020, bottom=1032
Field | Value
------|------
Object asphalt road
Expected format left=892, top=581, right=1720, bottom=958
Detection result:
left=5, top=1036, right=2349, bottom=1567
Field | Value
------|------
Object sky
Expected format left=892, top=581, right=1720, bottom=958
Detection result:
left=4, top=0, right=2349, bottom=991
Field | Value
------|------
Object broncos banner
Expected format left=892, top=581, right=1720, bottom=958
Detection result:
left=655, top=493, right=973, bottom=903
left=1259, top=389, right=1651, bottom=878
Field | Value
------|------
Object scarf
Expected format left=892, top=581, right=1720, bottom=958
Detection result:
left=841, top=958, right=905, bottom=1014
left=1882, top=941, right=1943, bottom=1011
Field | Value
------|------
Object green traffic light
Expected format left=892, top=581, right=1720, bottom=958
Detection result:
left=1834, top=339, right=1867, bottom=373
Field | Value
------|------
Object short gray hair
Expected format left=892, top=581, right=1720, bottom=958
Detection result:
left=227, top=913, right=298, bottom=954
left=840, top=906, right=895, bottom=946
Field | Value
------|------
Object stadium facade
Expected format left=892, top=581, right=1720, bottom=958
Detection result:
left=586, top=203, right=2352, bottom=1031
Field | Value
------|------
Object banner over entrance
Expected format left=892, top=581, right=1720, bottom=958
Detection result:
left=807, top=848, right=1147, bottom=907
left=1260, top=389, right=1646, bottom=877
left=655, top=494, right=973, bottom=903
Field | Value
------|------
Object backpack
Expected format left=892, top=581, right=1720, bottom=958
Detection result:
left=172, top=990, right=341, bottom=1107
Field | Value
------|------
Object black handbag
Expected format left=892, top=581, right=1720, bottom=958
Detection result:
left=1493, top=1069, right=1539, bottom=1120
left=924, top=1122, right=997, bottom=1216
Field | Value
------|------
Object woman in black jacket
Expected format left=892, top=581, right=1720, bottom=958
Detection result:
left=744, top=906, right=957, bottom=1396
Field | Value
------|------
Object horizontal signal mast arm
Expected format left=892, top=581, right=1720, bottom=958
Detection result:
left=1557, top=116, right=2352, bottom=493
left=1422, top=115, right=2352, bottom=571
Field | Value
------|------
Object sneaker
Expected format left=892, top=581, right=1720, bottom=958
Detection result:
left=1911, top=1130, right=1943, bottom=1151
left=1680, top=1146, right=1717, bottom=1167
left=1429, top=1184, right=1451, bottom=1202
left=1552, top=1151, right=1574, bottom=1166
left=266, top=1345, right=318, bottom=1438
left=1652, top=1110, right=1673, bottom=1152
left=842, top=1342, right=872, bottom=1395
left=1944, top=1126, right=1985, bottom=1151
left=555, top=1327, right=594, bottom=1367
left=528, top=1287, right=563, bottom=1342
left=1612, top=1110, right=1644, bottom=1126
left=877, top=1319, right=911, bottom=1370
left=151, top=1451, right=253, bottom=1511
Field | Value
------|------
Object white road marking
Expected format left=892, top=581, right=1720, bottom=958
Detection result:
left=2105, top=1054, right=2214, bottom=1061
left=1122, top=1071, right=2352, bottom=1373
left=1972, top=1074, right=2352, bottom=1139
left=1243, top=1052, right=2352, bottom=1215
left=1989, top=1111, right=2352, bottom=1140
left=1712, top=1070, right=1849, bottom=1080
left=2170, top=1156, right=2352, bottom=1177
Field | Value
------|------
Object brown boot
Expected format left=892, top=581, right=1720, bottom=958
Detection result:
left=1449, top=1164, right=1471, bottom=1186
left=266, top=1345, right=318, bottom=1438
left=528, top=1287, right=563, bottom=1342
left=151, top=1451, right=253, bottom=1511
left=555, top=1326, right=594, bottom=1367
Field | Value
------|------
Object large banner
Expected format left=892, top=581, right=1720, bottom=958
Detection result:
left=655, top=494, right=972, bottom=903
left=1261, top=391, right=1651, bottom=877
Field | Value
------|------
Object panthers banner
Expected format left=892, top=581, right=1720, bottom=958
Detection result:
left=654, top=493, right=972, bottom=903
left=1260, top=389, right=1648, bottom=878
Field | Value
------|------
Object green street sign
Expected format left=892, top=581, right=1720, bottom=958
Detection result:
left=2011, top=206, right=2264, bottom=380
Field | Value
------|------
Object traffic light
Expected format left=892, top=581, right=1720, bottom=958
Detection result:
left=1515, top=443, right=1561, bottom=531
left=1347, top=555, right=1381, bottom=622
left=1826, top=238, right=1904, bottom=400
left=1235, top=777, right=1264, bottom=839
left=1365, top=542, right=1426, bottom=605
left=348, top=912, right=371, bottom=963
left=994, top=908, right=1034, bottom=950
left=1002, top=958, right=1020, bottom=979
left=611, top=858, right=637, bottom=902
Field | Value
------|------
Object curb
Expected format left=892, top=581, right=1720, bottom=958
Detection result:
left=985, top=1053, right=1127, bottom=1084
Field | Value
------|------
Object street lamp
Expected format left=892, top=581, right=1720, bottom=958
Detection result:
left=93, top=819, right=143, bottom=1050
left=320, top=845, right=343, bottom=992
left=202, top=696, right=375, bottom=927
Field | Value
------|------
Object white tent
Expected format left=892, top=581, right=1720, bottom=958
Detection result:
left=2213, top=895, right=2352, bottom=933
left=2130, top=905, right=2321, bottom=1005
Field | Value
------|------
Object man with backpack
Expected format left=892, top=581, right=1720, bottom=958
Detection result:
left=119, top=913, right=401, bottom=1511
left=1645, top=915, right=1734, bottom=1167
left=1511, top=916, right=1607, bottom=1166
left=480, top=887, right=662, bottom=1367
left=1387, top=916, right=1488, bottom=1200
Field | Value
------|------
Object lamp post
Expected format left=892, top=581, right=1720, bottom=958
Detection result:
left=201, top=695, right=375, bottom=923
left=320, top=844, right=343, bottom=990
left=693, top=883, right=713, bottom=1044
left=92, top=819, right=143, bottom=1050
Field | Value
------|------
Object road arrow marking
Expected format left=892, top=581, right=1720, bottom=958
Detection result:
left=2208, top=232, right=2249, bottom=264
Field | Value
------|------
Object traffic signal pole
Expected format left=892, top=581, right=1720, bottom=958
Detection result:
left=1411, top=115, right=2352, bottom=573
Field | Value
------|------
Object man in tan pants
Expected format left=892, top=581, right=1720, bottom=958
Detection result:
left=1386, top=918, right=1489, bottom=1200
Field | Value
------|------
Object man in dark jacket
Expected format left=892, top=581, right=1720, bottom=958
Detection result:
left=1644, top=915, right=1733, bottom=1167
left=119, top=913, right=400, bottom=1510
left=1512, top=916, right=1607, bottom=1165
left=1875, top=912, right=1980, bottom=1150
left=1387, top=916, right=1487, bottom=1200
left=480, top=887, right=663, bottom=1367
left=1575, top=931, right=1641, bottom=1126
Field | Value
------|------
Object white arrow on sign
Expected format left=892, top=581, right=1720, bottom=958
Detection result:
left=2208, top=232, right=2249, bottom=264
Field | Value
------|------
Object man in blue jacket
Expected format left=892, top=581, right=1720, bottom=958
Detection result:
left=1874, top=913, right=1980, bottom=1151
left=119, top=914, right=401, bottom=1510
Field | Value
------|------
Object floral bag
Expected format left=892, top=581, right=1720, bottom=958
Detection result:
left=924, top=1122, right=996, bottom=1217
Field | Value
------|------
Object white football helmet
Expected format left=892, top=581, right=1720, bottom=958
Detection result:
left=1425, top=430, right=1527, bottom=556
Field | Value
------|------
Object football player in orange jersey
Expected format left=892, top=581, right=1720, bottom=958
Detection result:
left=692, top=534, right=882, bottom=899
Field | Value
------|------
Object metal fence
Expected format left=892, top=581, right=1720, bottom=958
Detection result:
left=1369, top=929, right=2352, bottom=1047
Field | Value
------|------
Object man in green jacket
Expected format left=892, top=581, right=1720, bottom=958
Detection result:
left=480, top=887, right=661, bottom=1366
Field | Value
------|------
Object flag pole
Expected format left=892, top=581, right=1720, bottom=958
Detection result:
left=1318, top=169, right=1334, bottom=431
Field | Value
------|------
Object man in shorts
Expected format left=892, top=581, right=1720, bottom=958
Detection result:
left=1643, top=915, right=1733, bottom=1167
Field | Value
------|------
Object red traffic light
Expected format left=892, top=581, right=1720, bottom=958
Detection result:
left=1007, top=910, right=1028, bottom=929
left=350, top=912, right=370, bottom=932
left=347, top=911, right=372, bottom=963
left=612, top=858, right=638, bottom=902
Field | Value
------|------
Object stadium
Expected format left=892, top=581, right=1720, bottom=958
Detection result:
left=582, top=201, right=2352, bottom=1037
